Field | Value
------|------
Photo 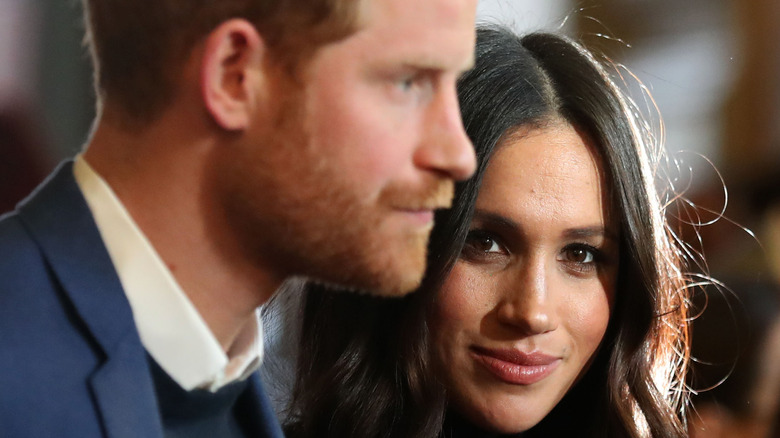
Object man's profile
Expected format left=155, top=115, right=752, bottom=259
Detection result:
left=0, top=0, right=477, bottom=436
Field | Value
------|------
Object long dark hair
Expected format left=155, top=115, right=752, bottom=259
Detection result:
left=282, top=26, right=690, bottom=438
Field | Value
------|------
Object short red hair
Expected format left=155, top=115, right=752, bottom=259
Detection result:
left=81, top=0, right=359, bottom=124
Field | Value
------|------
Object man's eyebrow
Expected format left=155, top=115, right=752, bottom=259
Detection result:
left=395, top=51, right=475, bottom=75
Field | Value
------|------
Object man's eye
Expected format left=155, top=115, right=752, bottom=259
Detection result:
left=390, top=72, right=434, bottom=101
left=397, top=76, right=416, bottom=92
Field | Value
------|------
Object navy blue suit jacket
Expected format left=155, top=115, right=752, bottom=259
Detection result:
left=0, top=161, right=284, bottom=438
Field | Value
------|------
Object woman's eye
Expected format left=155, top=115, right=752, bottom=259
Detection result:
left=560, top=244, right=602, bottom=275
left=474, top=235, right=501, bottom=253
left=461, top=230, right=507, bottom=261
left=565, top=247, right=595, bottom=264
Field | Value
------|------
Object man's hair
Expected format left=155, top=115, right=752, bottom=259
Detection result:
left=81, top=0, right=359, bottom=124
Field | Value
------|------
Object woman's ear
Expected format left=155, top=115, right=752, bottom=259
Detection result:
left=200, top=19, right=266, bottom=131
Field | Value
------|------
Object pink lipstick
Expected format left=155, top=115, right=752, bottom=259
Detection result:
left=471, top=346, right=560, bottom=385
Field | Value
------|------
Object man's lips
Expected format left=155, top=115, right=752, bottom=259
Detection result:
left=395, top=200, right=451, bottom=226
left=470, top=346, right=561, bottom=385
left=397, top=208, right=435, bottom=225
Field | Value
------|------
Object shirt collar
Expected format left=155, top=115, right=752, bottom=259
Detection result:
left=73, top=155, right=263, bottom=392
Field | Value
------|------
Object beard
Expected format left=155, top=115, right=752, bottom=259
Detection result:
left=215, top=79, right=453, bottom=297
left=280, top=177, right=453, bottom=297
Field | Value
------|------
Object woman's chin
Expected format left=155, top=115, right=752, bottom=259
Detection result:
left=468, top=410, right=541, bottom=435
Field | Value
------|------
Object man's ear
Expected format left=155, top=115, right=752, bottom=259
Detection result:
left=200, top=19, right=266, bottom=131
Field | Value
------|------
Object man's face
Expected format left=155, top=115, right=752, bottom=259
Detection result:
left=218, top=0, right=478, bottom=296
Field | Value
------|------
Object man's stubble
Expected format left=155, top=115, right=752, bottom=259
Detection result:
left=216, top=80, right=453, bottom=297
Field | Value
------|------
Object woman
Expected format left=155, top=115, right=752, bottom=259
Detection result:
left=278, top=25, right=690, bottom=437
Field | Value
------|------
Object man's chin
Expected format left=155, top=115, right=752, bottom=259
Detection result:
left=361, top=239, right=429, bottom=297
left=307, top=265, right=425, bottom=298
left=306, top=245, right=428, bottom=297
left=361, top=269, right=425, bottom=298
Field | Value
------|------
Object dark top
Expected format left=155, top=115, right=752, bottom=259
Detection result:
left=148, top=357, right=252, bottom=438
left=441, top=411, right=523, bottom=438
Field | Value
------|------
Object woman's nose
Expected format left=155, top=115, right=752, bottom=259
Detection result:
left=495, top=256, right=558, bottom=335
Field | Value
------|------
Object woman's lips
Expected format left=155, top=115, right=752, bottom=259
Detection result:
left=470, top=346, right=561, bottom=385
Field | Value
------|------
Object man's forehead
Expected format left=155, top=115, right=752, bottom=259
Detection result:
left=349, top=0, right=477, bottom=72
left=359, top=0, right=477, bottom=32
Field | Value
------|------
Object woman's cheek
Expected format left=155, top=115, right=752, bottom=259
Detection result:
left=570, top=286, right=612, bottom=353
left=431, top=261, right=496, bottom=330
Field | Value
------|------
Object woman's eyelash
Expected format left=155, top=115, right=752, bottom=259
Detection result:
left=563, top=243, right=602, bottom=262
left=460, top=230, right=611, bottom=275
left=462, top=229, right=506, bottom=257
left=559, top=243, right=609, bottom=276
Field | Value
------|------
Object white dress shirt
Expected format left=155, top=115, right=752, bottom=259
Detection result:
left=73, top=156, right=263, bottom=392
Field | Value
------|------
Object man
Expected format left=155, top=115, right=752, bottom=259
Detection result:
left=0, top=0, right=477, bottom=436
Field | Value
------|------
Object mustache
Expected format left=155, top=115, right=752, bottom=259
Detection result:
left=379, top=177, right=455, bottom=211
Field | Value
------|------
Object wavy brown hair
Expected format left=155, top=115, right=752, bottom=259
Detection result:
left=283, top=26, right=691, bottom=438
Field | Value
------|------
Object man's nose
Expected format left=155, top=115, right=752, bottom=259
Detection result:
left=415, top=85, right=476, bottom=181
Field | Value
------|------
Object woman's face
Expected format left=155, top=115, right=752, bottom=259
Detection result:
left=429, top=122, right=619, bottom=433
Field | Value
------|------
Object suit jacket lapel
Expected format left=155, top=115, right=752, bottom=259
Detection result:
left=18, top=161, right=163, bottom=438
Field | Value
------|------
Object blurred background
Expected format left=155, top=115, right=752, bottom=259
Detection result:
left=1, top=0, right=779, bottom=435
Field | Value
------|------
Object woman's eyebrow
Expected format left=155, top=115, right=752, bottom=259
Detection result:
left=471, top=209, right=520, bottom=231
left=562, top=226, right=618, bottom=242
left=472, top=210, right=619, bottom=243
